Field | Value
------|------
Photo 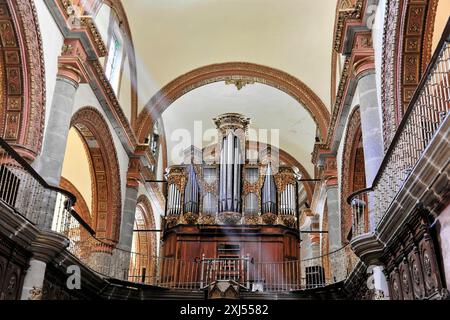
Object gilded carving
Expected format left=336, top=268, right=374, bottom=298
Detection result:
left=262, top=213, right=277, bottom=225
left=29, top=286, right=43, bottom=300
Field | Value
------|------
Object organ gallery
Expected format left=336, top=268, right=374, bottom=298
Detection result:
left=161, top=113, right=304, bottom=293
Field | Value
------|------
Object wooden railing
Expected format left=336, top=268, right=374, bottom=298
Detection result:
left=348, top=18, right=450, bottom=237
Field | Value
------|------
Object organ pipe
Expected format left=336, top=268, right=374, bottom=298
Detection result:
left=261, top=164, right=277, bottom=214
left=219, top=132, right=242, bottom=213
left=184, top=165, right=199, bottom=213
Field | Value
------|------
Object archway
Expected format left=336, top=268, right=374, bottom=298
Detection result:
left=341, top=107, right=367, bottom=242
left=129, top=195, right=158, bottom=283
left=0, top=0, right=45, bottom=161
left=136, top=62, right=331, bottom=144
left=70, top=107, right=122, bottom=245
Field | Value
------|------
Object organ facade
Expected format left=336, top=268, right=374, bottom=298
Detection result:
left=161, top=113, right=303, bottom=291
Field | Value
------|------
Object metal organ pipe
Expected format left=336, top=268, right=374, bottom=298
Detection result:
left=226, top=132, right=233, bottom=210
left=218, top=132, right=242, bottom=213
left=233, top=136, right=240, bottom=211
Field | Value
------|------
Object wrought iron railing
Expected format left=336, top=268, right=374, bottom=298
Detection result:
left=0, top=138, right=82, bottom=233
left=347, top=18, right=450, bottom=234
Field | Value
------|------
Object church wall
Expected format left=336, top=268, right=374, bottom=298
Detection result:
left=118, top=55, right=132, bottom=122
left=432, top=0, right=450, bottom=53
left=94, top=3, right=111, bottom=53
left=34, top=0, right=65, bottom=141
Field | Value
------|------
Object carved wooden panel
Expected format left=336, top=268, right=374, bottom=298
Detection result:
left=408, top=246, right=426, bottom=299
left=0, top=254, right=24, bottom=300
left=419, top=236, right=442, bottom=297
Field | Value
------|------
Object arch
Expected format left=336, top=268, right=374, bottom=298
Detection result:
left=340, top=106, right=367, bottom=243
left=133, top=195, right=158, bottom=279
left=0, top=0, right=45, bottom=161
left=381, top=0, right=440, bottom=148
left=60, top=176, right=92, bottom=227
left=70, top=107, right=122, bottom=244
left=136, top=62, right=331, bottom=143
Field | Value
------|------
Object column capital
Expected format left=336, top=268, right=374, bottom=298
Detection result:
left=57, top=39, right=89, bottom=85
left=351, top=31, right=375, bottom=79
left=325, top=177, right=339, bottom=188
left=126, top=157, right=142, bottom=189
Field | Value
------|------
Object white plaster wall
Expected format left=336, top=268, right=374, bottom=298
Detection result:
left=119, top=55, right=132, bottom=122
left=34, top=0, right=64, bottom=139
left=72, top=84, right=130, bottom=213
left=94, top=4, right=111, bottom=45
left=372, top=0, right=386, bottom=114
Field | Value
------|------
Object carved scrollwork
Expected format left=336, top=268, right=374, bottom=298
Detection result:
left=218, top=212, right=242, bottom=225
left=279, top=215, right=297, bottom=228
left=165, top=215, right=180, bottom=229
left=183, top=212, right=199, bottom=225
left=262, top=213, right=277, bottom=225
left=244, top=214, right=261, bottom=225
left=199, top=214, right=216, bottom=225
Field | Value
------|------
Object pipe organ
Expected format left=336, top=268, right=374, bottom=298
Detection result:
left=161, top=113, right=302, bottom=286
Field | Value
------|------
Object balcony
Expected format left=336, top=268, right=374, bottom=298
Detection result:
left=347, top=20, right=450, bottom=246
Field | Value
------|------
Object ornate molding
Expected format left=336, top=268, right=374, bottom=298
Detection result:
left=381, top=0, right=439, bottom=150
left=333, top=0, right=365, bottom=52
left=136, top=62, right=330, bottom=144
left=0, top=0, right=46, bottom=161
left=71, top=107, right=122, bottom=244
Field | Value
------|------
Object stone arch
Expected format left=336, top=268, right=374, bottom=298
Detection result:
left=340, top=106, right=367, bottom=242
left=136, top=62, right=331, bottom=144
left=134, top=195, right=158, bottom=278
left=70, top=107, right=122, bottom=245
left=0, top=0, right=45, bottom=161
left=381, top=0, right=440, bottom=149
left=60, top=176, right=92, bottom=227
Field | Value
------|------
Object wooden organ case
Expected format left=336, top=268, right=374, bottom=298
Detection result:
left=160, top=113, right=302, bottom=291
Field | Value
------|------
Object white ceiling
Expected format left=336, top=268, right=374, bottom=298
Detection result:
left=162, top=82, right=316, bottom=175
left=122, top=0, right=336, bottom=112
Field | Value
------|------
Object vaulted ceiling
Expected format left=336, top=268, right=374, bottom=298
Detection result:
left=122, top=0, right=337, bottom=170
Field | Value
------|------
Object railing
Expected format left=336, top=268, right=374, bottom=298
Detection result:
left=200, top=256, right=251, bottom=289
left=348, top=18, right=450, bottom=231
left=61, top=209, right=359, bottom=293
left=0, top=138, right=81, bottom=233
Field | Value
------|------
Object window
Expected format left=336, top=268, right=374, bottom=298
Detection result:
left=105, top=32, right=123, bottom=93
